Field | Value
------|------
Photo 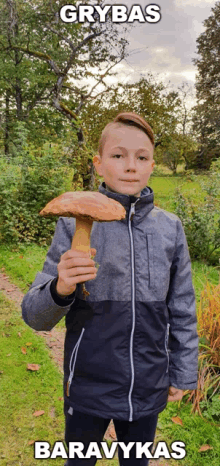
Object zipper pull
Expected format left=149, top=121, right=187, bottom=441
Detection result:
left=129, top=203, right=135, bottom=222
left=66, top=380, right=70, bottom=397
left=67, top=373, right=73, bottom=397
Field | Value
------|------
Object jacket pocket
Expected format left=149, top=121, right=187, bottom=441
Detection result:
left=67, top=327, right=85, bottom=396
left=165, top=323, right=170, bottom=373
left=146, top=234, right=155, bottom=289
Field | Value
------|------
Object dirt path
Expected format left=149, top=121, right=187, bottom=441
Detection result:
left=0, top=271, right=169, bottom=464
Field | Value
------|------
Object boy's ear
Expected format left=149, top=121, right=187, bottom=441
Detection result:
left=93, top=154, right=102, bottom=176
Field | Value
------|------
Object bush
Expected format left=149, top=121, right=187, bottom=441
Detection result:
left=174, top=165, right=220, bottom=264
left=185, top=282, right=220, bottom=416
left=0, top=146, right=71, bottom=245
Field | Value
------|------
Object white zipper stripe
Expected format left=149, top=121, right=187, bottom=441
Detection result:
left=165, top=323, right=170, bottom=373
left=68, top=328, right=85, bottom=387
left=128, top=201, right=138, bottom=422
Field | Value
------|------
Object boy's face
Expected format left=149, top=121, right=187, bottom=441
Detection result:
left=93, top=125, right=155, bottom=197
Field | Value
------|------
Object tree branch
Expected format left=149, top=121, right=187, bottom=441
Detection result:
left=11, top=46, right=63, bottom=76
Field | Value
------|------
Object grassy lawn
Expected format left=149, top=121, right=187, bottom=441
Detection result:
left=158, top=401, right=220, bottom=465
left=0, top=292, right=65, bottom=465
left=148, top=174, right=206, bottom=211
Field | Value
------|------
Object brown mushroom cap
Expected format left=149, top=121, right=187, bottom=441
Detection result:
left=40, top=191, right=126, bottom=222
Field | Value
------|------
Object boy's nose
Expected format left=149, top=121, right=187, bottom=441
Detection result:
left=125, top=158, right=137, bottom=171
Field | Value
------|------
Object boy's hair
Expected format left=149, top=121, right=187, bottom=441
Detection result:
left=98, top=112, right=154, bottom=157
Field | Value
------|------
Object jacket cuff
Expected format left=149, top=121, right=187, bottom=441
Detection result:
left=169, top=369, right=198, bottom=390
left=50, top=277, right=76, bottom=306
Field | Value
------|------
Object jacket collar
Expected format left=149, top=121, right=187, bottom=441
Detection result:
left=98, top=182, right=154, bottom=224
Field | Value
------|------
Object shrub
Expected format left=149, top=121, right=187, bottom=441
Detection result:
left=0, top=146, right=71, bottom=245
left=198, top=282, right=220, bottom=367
left=174, top=163, right=220, bottom=266
left=185, top=282, right=220, bottom=416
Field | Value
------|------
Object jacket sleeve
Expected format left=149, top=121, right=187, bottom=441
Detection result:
left=166, top=218, right=198, bottom=390
left=22, top=217, right=76, bottom=331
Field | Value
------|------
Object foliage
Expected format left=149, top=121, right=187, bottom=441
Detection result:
left=193, top=1, right=220, bottom=168
left=162, top=133, right=185, bottom=174
left=0, top=0, right=129, bottom=154
left=0, top=144, right=70, bottom=244
left=173, top=167, right=220, bottom=264
left=198, top=283, right=220, bottom=367
left=185, top=283, right=220, bottom=416
left=200, top=394, right=220, bottom=423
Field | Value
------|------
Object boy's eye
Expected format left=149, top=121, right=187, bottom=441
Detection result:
left=112, top=154, right=122, bottom=158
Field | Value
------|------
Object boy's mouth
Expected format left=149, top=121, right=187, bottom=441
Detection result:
left=121, top=179, right=139, bottom=182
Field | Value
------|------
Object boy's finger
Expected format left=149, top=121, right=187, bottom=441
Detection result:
left=62, top=249, right=93, bottom=260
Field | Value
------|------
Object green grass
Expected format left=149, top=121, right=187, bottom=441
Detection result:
left=0, top=243, right=48, bottom=292
left=0, top=292, right=65, bottom=465
left=158, top=401, right=220, bottom=466
left=148, top=175, right=206, bottom=211
left=191, top=261, right=219, bottom=304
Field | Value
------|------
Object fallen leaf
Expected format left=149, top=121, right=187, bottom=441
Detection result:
left=26, top=342, right=32, bottom=346
left=58, top=397, right=64, bottom=401
left=2, top=333, right=5, bottom=337
left=33, top=410, right=44, bottom=417
left=18, top=332, right=21, bottom=337
left=27, top=364, right=40, bottom=371
left=19, top=255, right=23, bottom=259
left=108, top=424, right=117, bottom=440
left=7, top=353, right=11, bottom=357
left=28, top=440, right=35, bottom=446
left=6, top=289, right=15, bottom=292
left=0, top=371, right=3, bottom=374
left=1, top=267, right=5, bottom=272
left=21, top=347, right=27, bottom=355
left=171, top=416, right=183, bottom=426
left=199, top=445, right=213, bottom=452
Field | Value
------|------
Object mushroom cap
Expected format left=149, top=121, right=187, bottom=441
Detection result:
left=39, top=191, right=126, bottom=222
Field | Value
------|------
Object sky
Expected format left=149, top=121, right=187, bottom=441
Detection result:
left=95, top=0, right=217, bottom=99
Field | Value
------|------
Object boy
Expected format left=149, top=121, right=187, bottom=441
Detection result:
left=22, top=112, right=198, bottom=466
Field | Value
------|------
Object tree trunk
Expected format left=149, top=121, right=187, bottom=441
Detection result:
left=4, top=90, right=10, bottom=155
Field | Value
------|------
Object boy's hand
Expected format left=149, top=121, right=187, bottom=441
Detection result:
left=167, top=386, right=184, bottom=402
left=56, top=248, right=97, bottom=297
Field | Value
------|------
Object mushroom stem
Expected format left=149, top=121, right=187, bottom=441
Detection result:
left=71, top=217, right=93, bottom=253
left=71, top=217, right=94, bottom=300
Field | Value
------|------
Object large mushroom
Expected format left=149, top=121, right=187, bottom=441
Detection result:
left=40, top=191, right=126, bottom=299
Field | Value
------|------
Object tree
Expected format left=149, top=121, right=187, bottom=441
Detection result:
left=193, top=1, right=220, bottom=169
left=0, top=0, right=129, bottom=174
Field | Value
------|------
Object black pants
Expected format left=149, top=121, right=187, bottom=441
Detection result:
left=64, top=407, right=158, bottom=466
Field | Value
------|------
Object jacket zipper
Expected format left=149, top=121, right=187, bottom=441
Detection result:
left=128, top=200, right=139, bottom=421
left=165, top=323, right=170, bottom=373
left=67, top=327, right=85, bottom=397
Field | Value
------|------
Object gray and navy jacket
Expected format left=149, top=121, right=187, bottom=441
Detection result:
left=22, top=182, right=198, bottom=422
